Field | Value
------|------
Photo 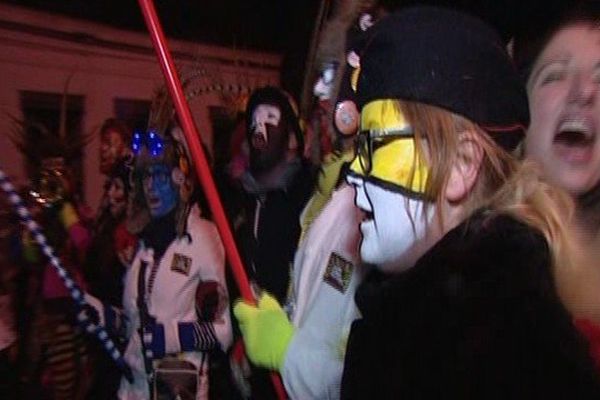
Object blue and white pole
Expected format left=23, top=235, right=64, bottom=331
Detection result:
left=0, top=168, right=133, bottom=382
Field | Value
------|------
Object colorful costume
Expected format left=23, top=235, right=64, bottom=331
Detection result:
left=9, top=100, right=92, bottom=399
left=119, top=206, right=232, bottom=399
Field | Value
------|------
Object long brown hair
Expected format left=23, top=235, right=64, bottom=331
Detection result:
left=396, top=99, right=576, bottom=274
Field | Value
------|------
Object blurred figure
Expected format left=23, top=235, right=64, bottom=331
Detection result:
left=517, top=3, right=600, bottom=239
left=233, top=7, right=380, bottom=399
left=236, top=86, right=316, bottom=303
left=231, top=86, right=316, bottom=398
left=25, top=158, right=91, bottom=400
left=99, top=118, right=132, bottom=176
left=299, top=4, right=381, bottom=239
left=84, top=159, right=135, bottom=400
left=514, top=1, right=600, bottom=371
left=0, top=196, right=18, bottom=400
left=7, top=80, right=92, bottom=399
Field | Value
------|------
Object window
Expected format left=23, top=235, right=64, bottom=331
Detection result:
left=114, top=98, right=151, bottom=133
left=19, top=90, right=86, bottom=198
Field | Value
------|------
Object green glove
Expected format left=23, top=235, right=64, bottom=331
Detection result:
left=233, top=293, right=294, bottom=371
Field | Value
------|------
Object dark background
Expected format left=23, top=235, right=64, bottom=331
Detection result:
left=0, top=0, right=576, bottom=99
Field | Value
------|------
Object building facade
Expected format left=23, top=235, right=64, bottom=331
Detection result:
left=0, top=3, right=280, bottom=209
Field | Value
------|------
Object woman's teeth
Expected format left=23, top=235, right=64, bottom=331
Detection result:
left=555, top=119, right=594, bottom=146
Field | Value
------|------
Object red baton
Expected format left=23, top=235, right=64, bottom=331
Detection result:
left=137, top=1, right=287, bottom=398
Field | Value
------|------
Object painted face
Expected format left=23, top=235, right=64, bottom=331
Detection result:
left=248, top=104, right=288, bottom=172
left=526, top=24, right=600, bottom=198
left=107, top=177, right=127, bottom=218
left=100, top=130, right=126, bottom=175
left=347, top=100, right=434, bottom=272
left=313, top=62, right=338, bottom=100
left=142, top=163, right=178, bottom=218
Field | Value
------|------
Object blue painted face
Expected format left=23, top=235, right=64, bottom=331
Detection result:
left=142, top=163, right=178, bottom=218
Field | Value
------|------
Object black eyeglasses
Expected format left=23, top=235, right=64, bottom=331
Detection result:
left=355, top=126, right=414, bottom=174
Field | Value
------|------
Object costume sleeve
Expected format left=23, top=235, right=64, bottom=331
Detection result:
left=61, top=202, right=91, bottom=255
left=195, top=222, right=232, bottom=352
left=282, top=326, right=345, bottom=399
left=161, top=221, right=232, bottom=355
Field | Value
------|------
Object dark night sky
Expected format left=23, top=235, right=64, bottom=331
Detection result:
left=0, top=0, right=321, bottom=52
left=0, top=0, right=323, bottom=97
left=0, top=0, right=577, bottom=96
left=1, top=0, right=578, bottom=50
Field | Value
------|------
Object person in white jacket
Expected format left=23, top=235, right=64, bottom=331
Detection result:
left=234, top=182, right=365, bottom=400
left=283, top=184, right=367, bottom=398
left=84, top=125, right=232, bottom=400
left=123, top=125, right=232, bottom=400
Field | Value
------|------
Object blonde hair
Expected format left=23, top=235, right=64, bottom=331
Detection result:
left=395, top=100, right=576, bottom=275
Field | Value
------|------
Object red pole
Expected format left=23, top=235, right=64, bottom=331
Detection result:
left=137, top=1, right=287, bottom=398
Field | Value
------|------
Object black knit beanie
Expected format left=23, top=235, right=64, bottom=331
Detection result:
left=357, top=6, right=529, bottom=150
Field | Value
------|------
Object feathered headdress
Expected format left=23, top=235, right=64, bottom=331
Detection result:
left=8, top=75, right=92, bottom=205
left=127, top=71, right=200, bottom=237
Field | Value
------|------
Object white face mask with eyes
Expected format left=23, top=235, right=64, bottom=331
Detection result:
left=250, top=104, right=282, bottom=150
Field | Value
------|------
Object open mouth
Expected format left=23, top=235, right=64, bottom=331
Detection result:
left=553, top=118, right=596, bottom=163
left=148, top=196, right=161, bottom=208
left=554, top=119, right=594, bottom=146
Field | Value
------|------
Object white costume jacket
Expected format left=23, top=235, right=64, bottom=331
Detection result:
left=119, top=210, right=232, bottom=400
left=283, top=184, right=368, bottom=399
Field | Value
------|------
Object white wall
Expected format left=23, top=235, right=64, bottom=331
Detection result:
left=0, top=4, right=280, bottom=210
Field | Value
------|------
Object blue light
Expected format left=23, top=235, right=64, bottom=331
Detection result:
left=131, top=129, right=165, bottom=157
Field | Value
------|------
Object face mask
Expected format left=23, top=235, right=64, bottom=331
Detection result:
left=347, top=173, right=434, bottom=271
left=100, top=130, right=126, bottom=174
left=349, top=99, right=429, bottom=198
left=249, top=104, right=289, bottom=172
left=249, top=104, right=282, bottom=150
left=313, top=61, right=339, bottom=101
left=347, top=99, right=433, bottom=271
left=142, top=163, right=178, bottom=218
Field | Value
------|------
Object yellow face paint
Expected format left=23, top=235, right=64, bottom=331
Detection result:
left=350, top=100, right=429, bottom=196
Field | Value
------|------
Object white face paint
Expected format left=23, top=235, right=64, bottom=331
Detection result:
left=347, top=173, right=434, bottom=272
left=250, top=104, right=282, bottom=148
left=358, top=13, right=374, bottom=32
left=313, top=62, right=338, bottom=100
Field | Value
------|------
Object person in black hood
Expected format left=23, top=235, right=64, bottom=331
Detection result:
left=236, top=86, right=317, bottom=304
left=231, top=86, right=316, bottom=398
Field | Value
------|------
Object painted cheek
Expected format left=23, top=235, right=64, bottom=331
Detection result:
left=155, top=181, right=178, bottom=214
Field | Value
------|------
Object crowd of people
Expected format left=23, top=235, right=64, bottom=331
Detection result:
left=1, top=1, right=600, bottom=399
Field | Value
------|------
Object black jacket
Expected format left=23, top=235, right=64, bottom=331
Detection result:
left=236, top=159, right=316, bottom=303
left=341, top=210, right=600, bottom=399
